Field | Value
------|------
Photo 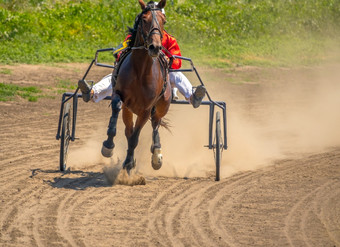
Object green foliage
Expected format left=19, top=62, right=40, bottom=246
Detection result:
left=0, top=0, right=139, bottom=63
left=0, top=0, right=339, bottom=66
left=167, top=0, right=340, bottom=66
left=0, top=82, right=42, bottom=101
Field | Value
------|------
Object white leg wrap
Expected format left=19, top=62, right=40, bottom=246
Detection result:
left=169, top=72, right=192, bottom=100
left=92, top=73, right=113, bottom=103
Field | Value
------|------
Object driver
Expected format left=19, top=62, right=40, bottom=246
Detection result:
left=78, top=1, right=206, bottom=108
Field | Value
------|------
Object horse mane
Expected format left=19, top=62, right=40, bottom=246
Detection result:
left=127, top=1, right=158, bottom=48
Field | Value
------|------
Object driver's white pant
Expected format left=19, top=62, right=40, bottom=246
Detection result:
left=169, top=71, right=192, bottom=100
left=92, top=72, right=192, bottom=103
left=92, top=74, right=113, bottom=103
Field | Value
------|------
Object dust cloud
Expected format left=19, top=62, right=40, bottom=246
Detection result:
left=67, top=135, right=111, bottom=169
left=103, top=162, right=146, bottom=186
left=68, top=64, right=340, bottom=180
left=220, top=64, right=340, bottom=177
left=134, top=105, right=215, bottom=178
left=67, top=105, right=214, bottom=179
left=135, top=64, right=340, bottom=179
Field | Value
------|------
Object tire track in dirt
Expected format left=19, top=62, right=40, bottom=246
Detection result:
left=78, top=188, right=116, bottom=247
left=51, top=174, right=112, bottom=247
left=0, top=157, right=63, bottom=246
left=284, top=179, right=340, bottom=247
left=0, top=153, right=56, bottom=245
left=316, top=182, right=340, bottom=244
left=31, top=190, right=71, bottom=246
left=146, top=174, right=253, bottom=247
left=29, top=170, right=102, bottom=246
left=2, top=64, right=340, bottom=246
left=0, top=147, right=57, bottom=166
left=161, top=180, right=213, bottom=246
left=210, top=165, right=298, bottom=246
left=0, top=98, right=113, bottom=246
left=171, top=181, right=219, bottom=247
left=206, top=172, right=257, bottom=247
left=145, top=150, right=340, bottom=247
left=147, top=179, right=191, bottom=246
left=55, top=191, right=83, bottom=247
left=2, top=144, right=339, bottom=247
left=0, top=181, right=45, bottom=246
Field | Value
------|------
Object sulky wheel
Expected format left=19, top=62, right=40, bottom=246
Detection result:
left=215, top=111, right=222, bottom=181
left=60, top=102, right=71, bottom=171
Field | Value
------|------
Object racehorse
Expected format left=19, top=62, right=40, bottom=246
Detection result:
left=101, top=0, right=171, bottom=174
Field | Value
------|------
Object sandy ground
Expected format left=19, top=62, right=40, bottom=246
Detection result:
left=0, top=62, right=340, bottom=246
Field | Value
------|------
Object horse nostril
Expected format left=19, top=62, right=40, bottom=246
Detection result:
left=148, top=44, right=160, bottom=56
left=149, top=44, right=155, bottom=51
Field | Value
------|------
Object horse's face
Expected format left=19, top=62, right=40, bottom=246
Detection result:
left=138, top=0, right=167, bottom=57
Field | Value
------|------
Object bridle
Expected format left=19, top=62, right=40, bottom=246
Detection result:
left=132, top=5, right=164, bottom=50
left=128, top=4, right=169, bottom=97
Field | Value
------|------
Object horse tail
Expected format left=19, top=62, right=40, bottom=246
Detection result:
left=159, top=118, right=172, bottom=133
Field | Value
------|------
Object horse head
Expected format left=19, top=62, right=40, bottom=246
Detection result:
left=137, top=0, right=167, bottom=57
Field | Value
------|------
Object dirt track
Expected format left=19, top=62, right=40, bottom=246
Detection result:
left=0, top=63, right=340, bottom=246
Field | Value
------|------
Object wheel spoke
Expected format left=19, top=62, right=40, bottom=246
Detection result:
left=60, top=103, right=71, bottom=171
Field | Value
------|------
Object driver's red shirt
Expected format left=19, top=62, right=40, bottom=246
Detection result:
left=121, top=30, right=182, bottom=69
left=162, top=31, right=182, bottom=69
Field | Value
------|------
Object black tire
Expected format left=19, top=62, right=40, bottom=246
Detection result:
left=215, top=111, right=221, bottom=181
left=60, top=103, right=71, bottom=171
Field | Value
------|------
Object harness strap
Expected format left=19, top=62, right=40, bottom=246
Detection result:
left=111, top=49, right=132, bottom=88
left=157, top=52, right=169, bottom=97
left=131, top=46, right=147, bottom=50
left=161, top=45, right=174, bottom=68
left=112, top=49, right=169, bottom=91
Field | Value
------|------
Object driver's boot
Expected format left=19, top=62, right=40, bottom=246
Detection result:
left=190, top=85, right=206, bottom=108
left=78, top=79, right=92, bottom=102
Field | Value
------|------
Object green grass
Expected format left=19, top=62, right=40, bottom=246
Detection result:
left=0, top=82, right=42, bottom=101
left=0, top=0, right=339, bottom=67
left=0, top=80, right=79, bottom=102
left=56, top=78, right=77, bottom=90
left=0, top=68, right=11, bottom=74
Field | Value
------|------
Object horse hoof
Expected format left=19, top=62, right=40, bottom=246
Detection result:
left=101, top=142, right=114, bottom=158
left=123, top=160, right=136, bottom=174
left=152, top=148, right=163, bottom=170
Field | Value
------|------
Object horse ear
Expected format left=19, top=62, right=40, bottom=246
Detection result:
left=157, top=0, right=167, bottom=9
left=138, top=0, right=146, bottom=9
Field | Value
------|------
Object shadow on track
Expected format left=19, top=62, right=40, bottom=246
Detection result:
left=30, top=168, right=110, bottom=190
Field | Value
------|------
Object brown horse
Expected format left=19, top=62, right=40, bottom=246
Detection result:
left=101, top=0, right=171, bottom=174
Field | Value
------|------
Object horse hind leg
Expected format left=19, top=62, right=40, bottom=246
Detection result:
left=102, top=93, right=122, bottom=157
left=123, top=112, right=149, bottom=174
left=150, top=106, right=164, bottom=170
left=151, top=126, right=163, bottom=170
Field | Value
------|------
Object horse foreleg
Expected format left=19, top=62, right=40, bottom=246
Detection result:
left=123, top=110, right=150, bottom=173
left=101, top=93, right=122, bottom=157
